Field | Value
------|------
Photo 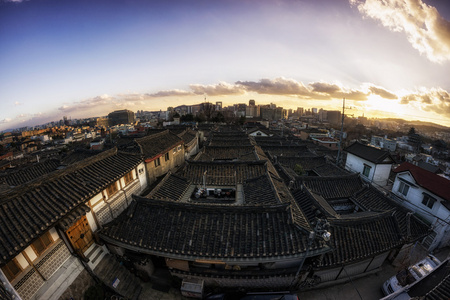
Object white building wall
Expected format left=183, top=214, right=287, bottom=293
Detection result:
left=393, top=172, right=450, bottom=250
left=372, top=164, right=392, bottom=186
left=137, top=162, right=147, bottom=193
left=345, top=153, right=391, bottom=186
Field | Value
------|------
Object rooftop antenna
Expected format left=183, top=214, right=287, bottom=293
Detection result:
left=336, top=98, right=345, bottom=166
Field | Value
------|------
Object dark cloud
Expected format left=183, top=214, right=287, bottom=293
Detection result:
left=400, top=88, right=450, bottom=117
left=369, top=86, right=398, bottom=99
left=309, top=82, right=341, bottom=94
left=189, top=82, right=246, bottom=96
left=236, top=78, right=313, bottom=96
left=146, top=90, right=193, bottom=97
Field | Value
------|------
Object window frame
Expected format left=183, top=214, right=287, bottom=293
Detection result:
left=422, top=194, right=436, bottom=209
left=362, top=164, right=371, bottom=177
left=31, top=231, right=54, bottom=257
left=154, top=157, right=161, bottom=167
left=1, top=258, right=23, bottom=281
left=106, top=182, right=118, bottom=197
left=177, top=145, right=182, bottom=151
left=165, top=152, right=170, bottom=161
left=398, top=181, right=410, bottom=197
left=124, top=171, right=134, bottom=185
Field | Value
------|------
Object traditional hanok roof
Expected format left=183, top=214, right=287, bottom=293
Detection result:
left=312, top=163, right=349, bottom=177
left=194, top=146, right=258, bottom=162
left=294, top=174, right=364, bottom=200
left=136, top=130, right=183, bottom=161
left=292, top=185, right=430, bottom=267
left=244, top=174, right=281, bottom=206
left=176, top=161, right=268, bottom=185
left=147, top=173, right=191, bottom=202
left=208, top=138, right=253, bottom=147
left=61, top=149, right=106, bottom=165
left=393, top=162, right=450, bottom=202
left=321, top=213, right=406, bottom=267
left=277, top=156, right=327, bottom=171
left=176, top=129, right=198, bottom=146
left=99, top=196, right=325, bottom=261
left=0, top=148, right=142, bottom=266
left=0, top=159, right=60, bottom=187
left=260, top=145, right=310, bottom=157
left=345, top=141, right=394, bottom=164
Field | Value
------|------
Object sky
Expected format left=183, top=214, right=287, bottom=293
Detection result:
left=1, top=0, right=450, bottom=131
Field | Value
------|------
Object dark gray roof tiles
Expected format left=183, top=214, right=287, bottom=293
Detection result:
left=136, top=130, right=184, bottom=160
left=277, top=156, right=327, bottom=171
left=147, top=173, right=191, bottom=201
left=176, top=161, right=268, bottom=185
left=345, top=141, right=393, bottom=164
left=0, top=148, right=143, bottom=265
left=195, top=146, right=258, bottom=162
left=99, top=196, right=323, bottom=260
left=243, top=175, right=280, bottom=206
left=1, top=159, right=60, bottom=187
left=296, top=174, right=364, bottom=200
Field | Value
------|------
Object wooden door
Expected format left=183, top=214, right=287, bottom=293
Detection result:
left=66, top=215, right=94, bottom=253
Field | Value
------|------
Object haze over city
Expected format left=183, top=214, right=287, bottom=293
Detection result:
left=1, top=0, right=450, bottom=131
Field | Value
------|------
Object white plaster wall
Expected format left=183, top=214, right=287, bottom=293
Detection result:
left=15, top=253, right=28, bottom=269
left=86, top=211, right=98, bottom=232
left=24, top=246, right=37, bottom=261
left=373, top=164, right=391, bottom=186
left=137, top=162, right=148, bottom=192
left=49, top=228, right=59, bottom=242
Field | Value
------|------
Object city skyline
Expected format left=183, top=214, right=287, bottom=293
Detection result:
left=1, top=0, right=450, bottom=131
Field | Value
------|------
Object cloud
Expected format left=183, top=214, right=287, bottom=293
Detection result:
left=14, top=101, right=22, bottom=106
left=400, top=88, right=450, bottom=117
left=58, top=94, right=114, bottom=113
left=146, top=89, right=193, bottom=97
left=0, top=118, right=12, bottom=124
left=189, top=82, right=246, bottom=96
left=350, top=0, right=450, bottom=63
left=368, top=86, right=398, bottom=99
left=237, top=78, right=313, bottom=96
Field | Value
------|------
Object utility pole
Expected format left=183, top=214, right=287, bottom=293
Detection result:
left=289, top=219, right=331, bottom=291
left=336, top=98, right=345, bottom=166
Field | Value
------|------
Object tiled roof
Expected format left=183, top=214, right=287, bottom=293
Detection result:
left=393, top=162, right=450, bottom=201
left=260, top=145, right=310, bottom=157
left=294, top=174, right=364, bottom=200
left=277, top=156, right=327, bottom=171
left=61, top=149, right=105, bottom=165
left=99, top=196, right=324, bottom=260
left=312, top=163, right=349, bottom=177
left=147, top=173, right=191, bottom=201
left=136, top=130, right=183, bottom=160
left=176, top=129, right=198, bottom=145
left=0, top=159, right=60, bottom=187
left=194, top=146, right=258, bottom=162
left=208, top=138, right=253, bottom=147
left=321, top=213, right=405, bottom=267
left=345, top=141, right=393, bottom=164
left=176, top=161, right=268, bottom=185
left=243, top=174, right=281, bottom=206
left=293, top=186, right=428, bottom=267
left=0, top=148, right=142, bottom=266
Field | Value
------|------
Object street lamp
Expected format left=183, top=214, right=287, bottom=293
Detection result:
left=289, top=218, right=331, bottom=290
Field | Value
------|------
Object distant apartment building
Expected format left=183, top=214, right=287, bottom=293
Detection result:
left=108, top=109, right=135, bottom=126
left=370, top=135, right=397, bottom=151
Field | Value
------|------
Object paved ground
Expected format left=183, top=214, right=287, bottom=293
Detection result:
left=136, top=247, right=450, bottom=300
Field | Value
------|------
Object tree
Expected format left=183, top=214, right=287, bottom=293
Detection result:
left=294, top=164, right=305, bottom=176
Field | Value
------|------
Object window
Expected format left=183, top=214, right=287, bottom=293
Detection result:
left=106, top=182, right=118, bottom=197
left=362, top=164, right=371, bottom=177
left=165, top=152, right=170, bottom=161
left=422, top=194, right=436, bottom=209
left=124, top=171, right=133, bottom=185
left=178, top=145, right=182, bottom=151
left=398, top=181, right=410, bottom=196
left=173, top=148, right=177, bottom=154
left=1, top=259, right=22, bottom=281
left=31, top=231, right=53, bottom=256
left=154, top=157, right=160, bottom=167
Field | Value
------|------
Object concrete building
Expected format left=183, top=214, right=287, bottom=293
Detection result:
left=108, top=109, right=135, bottom=126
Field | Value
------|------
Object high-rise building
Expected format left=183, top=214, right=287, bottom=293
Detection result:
left=108, top=109, right=135, bottom=126
left=327, top=111, right=341, bottom=124
left=249, top=99, right=255, bottom=106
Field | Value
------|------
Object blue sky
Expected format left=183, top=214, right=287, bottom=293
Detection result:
left=1, top=0, right=450, bottom=130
